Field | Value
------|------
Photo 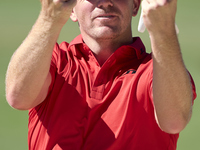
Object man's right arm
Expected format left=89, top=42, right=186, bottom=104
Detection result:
left=5, top=0, right=76, bottom=110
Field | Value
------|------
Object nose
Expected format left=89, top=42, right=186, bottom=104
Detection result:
left=97, top=0, right=114, bottom=8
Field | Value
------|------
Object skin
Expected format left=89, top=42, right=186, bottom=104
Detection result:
left=6, top=0, right=193, bottom=134
left=70, top=0, right=140, bottom=63
left=142, top=0, right=193, bottom=133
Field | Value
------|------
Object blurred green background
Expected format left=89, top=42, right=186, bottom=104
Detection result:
left=0, top=0, right=199, bottom=149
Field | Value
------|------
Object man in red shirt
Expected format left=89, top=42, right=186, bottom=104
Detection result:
left=6, top=0, right=197, bottom=149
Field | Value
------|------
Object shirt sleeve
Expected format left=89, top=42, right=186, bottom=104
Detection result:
left=188, top=71, right=197, bottom=103
left=48, top=42, right=69, bottom=94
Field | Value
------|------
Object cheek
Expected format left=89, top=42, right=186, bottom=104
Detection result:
left=77, top=12, right=90, bottom=27
left=77, top=13, right=92, bottom=32
left=75, top=4, right=93, bottom=23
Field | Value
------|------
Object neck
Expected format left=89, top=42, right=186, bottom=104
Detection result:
left=82, top=34, right=133, bottom=66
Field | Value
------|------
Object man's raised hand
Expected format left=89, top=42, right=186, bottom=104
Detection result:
left=141, top=0, right=177, bottom=36
left=40, top=0, right=77, bottom=25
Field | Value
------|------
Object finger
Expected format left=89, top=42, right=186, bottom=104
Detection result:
left=142, top=0, right=157, bottom=13
left=53, top=0, right=71, bottom=5
left=145, top=0, right=169, bottom=7
left=156, top=0, right=177, bottom=7
left=53, top=0, right=66, bottom=4
left=155, top=0, right=167, bottom=6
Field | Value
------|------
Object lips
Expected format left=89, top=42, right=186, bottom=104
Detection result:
left=96, top=14, right=116, bottom=18
left=93, top=13, right=118, bottom=20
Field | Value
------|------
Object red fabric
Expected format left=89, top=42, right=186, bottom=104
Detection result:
left=28, top=35, right=196, bottom=150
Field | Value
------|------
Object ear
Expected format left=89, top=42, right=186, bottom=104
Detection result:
left=132, top=0, right=141, bottom=17
left=70, top=8, right=78, bottom=22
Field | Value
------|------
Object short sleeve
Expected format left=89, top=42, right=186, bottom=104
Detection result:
left=188, top=71, right=197, bottom=103
left=48, top=42, right=69, bottom=94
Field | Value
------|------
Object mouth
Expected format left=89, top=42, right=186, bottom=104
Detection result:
left=97, top=15, right=115, bottom=18
left=94, top=14, right=118, bottom=20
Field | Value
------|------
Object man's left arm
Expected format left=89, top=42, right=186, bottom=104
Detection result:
left=142, top=0, right=195, bottom=134
left=151, top=31, right=194, bottom=134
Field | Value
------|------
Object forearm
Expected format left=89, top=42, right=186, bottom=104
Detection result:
left=6, top=0, right=76, bottom=110
left=151, top=31, right=193, bottom=134
left=6, top=14, right=65, bottom=110
left=141, top=0, right=193, bottom=134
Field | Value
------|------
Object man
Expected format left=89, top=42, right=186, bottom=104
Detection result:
left=6, top=0, right=196, bottom=149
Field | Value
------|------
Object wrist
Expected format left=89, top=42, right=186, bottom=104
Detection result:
left=39, top=9, right=71, bottom=27
left=150, top=30, right=182, bottom=61
left=36, top=13, right=65, bottom=33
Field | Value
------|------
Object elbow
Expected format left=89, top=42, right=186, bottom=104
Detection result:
left=159, top=121, right=186, bottom=134
left=157, top=116, right=191, bottom=134
left=6, top=90, right=31, bottom=110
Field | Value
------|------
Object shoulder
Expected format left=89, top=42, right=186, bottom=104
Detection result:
left=138, top=53, right=153, bottom=73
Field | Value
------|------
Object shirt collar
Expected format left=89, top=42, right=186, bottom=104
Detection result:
left=69, top=34, right=84, bottom=47
left=68, top=34, right=147, bottom=60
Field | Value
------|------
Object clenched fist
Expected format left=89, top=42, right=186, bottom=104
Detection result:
left=39, top=0, right=77, bottom=25
left=141, top=0, right=177, bottom=35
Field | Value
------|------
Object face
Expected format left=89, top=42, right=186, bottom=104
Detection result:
left=71, top=0, right=140, bottom=41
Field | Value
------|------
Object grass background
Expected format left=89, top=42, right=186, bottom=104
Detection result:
left=0, top=0, right=199, bottom=149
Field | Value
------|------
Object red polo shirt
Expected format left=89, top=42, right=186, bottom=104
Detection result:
left=28, top=35, right=196, bottom=150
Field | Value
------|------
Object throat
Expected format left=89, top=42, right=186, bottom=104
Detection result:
left=92, top=50, right=113, bottom=66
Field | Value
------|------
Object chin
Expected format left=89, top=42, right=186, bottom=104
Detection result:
left=94, top=28, right=120, bottom=39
